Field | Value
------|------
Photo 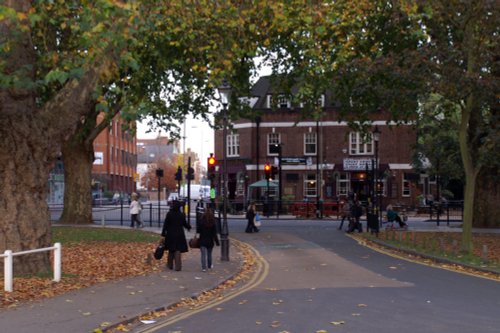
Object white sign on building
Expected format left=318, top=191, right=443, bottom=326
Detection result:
left=343, top=158, right=375, bottom=171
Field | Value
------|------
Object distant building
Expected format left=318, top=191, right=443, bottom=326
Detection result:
left=214, top=76, right=422, bottom=212
left=136, top=136, right=179, bottom=190
left=92, top=114, right=137, bottom=196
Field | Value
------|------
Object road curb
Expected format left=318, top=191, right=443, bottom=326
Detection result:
left=347, top=233, right=500, bottom=280
left=98, top=238, right=254, bottom=333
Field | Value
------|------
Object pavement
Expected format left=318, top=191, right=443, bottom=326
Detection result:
left=0, top=217, right=498, bottom=333
left=0, top=227, right=244, bottom=333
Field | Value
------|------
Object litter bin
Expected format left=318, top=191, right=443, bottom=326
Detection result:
left=367, top=212, right=379, bottom=234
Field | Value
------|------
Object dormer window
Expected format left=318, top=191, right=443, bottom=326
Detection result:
left=266, top=94, right=291, bottom=109
left=277, top=94, right=290, bottom=108
left=300, top=94, right=325, bottom=108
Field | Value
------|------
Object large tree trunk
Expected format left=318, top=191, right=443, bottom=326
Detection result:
left=0, top=115, right=55, bottom=275
left=1, top=1, right=108, bottom=274
left=58, top=139, right=95, bottom=225
left=473, top=167, right=500, bottom=228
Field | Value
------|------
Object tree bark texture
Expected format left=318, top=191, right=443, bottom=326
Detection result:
left=58, top=138, right=95, bottom=225
left=473, top=168, right=500, bottom=228
left=0, top=113, right=54, bottom=275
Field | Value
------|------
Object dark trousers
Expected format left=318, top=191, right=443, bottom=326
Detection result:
left=167, top=251, right=182, bottom=271
left=130, top=214, right=142, bottom=228
left=245, top=219, right=259, bottom=233
left=394, top=215, right=406, bottom=228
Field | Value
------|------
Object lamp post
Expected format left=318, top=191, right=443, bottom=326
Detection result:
left=156, top=168, right=164, bottom=226
left=274, top=143, right=282, bottom=216
left=372, top=126, right=381, bottom=227
left=217, top=79, right=231, bottom=262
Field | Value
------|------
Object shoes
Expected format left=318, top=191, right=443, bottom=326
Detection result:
left=202, top=269, right=206, bottom=272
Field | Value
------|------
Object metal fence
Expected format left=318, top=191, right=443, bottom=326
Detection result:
left=1, top=243, right=61, bottom=292
left=49, top=199, right=464, bottom=224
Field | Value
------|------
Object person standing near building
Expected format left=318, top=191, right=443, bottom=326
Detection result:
left=338, top=199, right=351, bottom=231
left=161, top=200, right=191, bottom=271
left=245, top=202, right=259, bottom=233
left=347, top=200, right=363, bottom=233
left=197, top=207, right=220, bottom=272
left=129, top=193, right=143, bottom=228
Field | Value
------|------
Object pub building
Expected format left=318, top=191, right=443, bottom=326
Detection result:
left=213, top=76, right=423, bottom=216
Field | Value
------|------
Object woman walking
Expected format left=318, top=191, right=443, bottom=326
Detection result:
left=129, top=193, right=143, bottom=228
left=245, top=202, right=259, bottom=233
left=197, top=208, right=220, bottom=272
left=161, top=200, right=191, bottom=271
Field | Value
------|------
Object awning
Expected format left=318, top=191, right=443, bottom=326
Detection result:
left=248, top=179, right=279, bottom=188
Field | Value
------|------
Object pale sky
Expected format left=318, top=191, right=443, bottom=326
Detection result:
left=137, top=60, right=271, bottom=159
left=137, top=115, right=214, bottom=159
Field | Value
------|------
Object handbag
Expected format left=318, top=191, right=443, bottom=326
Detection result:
left=254, top=213, right=262, bottom=227
left=154, top=240, right=165, bottom=260
left=189, top=235, right=200, bottom=249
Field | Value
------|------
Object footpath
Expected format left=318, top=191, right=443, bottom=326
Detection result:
left=0, top=217, right=497, bottom=333
left=0, top=227, right=243, bottom=333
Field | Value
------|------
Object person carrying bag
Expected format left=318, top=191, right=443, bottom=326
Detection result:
left=197, top=208, right=219, bottom=271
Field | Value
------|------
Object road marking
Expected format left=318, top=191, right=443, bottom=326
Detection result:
left=135, top=239, right=269, bottom=333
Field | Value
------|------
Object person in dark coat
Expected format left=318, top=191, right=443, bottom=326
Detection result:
left=197, top=208, right=220, bottom=271
left=245, top=202, right=259, bottom=233
left=161, top=200, right=191, bottom=271
left=347, top=200, right=363, bottom=233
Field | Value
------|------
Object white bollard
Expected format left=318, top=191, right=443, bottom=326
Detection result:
left=53, top=243, right=61, bottom=282
left=4, top=250, right=13, bottom=292
left=101, top=215, right=105, bottom=226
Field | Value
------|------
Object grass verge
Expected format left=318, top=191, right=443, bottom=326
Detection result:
left=357, top=230, right=500, bottom=274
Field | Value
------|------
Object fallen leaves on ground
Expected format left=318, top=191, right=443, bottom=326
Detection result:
left=1, top=241, right=165, bottom=309
left=355, top=232, right=500, bottom=281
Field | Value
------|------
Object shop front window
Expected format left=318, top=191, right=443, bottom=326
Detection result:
left=304, top=173, right=317, bottom=197
left=336, top=173, right=350, bottom=196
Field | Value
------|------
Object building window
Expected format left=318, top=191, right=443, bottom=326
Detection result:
left=402, top=173, right=411, bottom=197
left=304, top=173, right=317, bottom=197
left=300, top=94, right=325, bottom=108
left=266, top=94, right=290, bottom=108
left=349, top=132, right=374, bottom=155
left=304, top=132, right=317, bottom=155
left=336, top=173, right=350, bottom=197
left=376, top=179, right=386, bottom=197
left=227, top=133, right=240, bottom=157
left=267, top=133, right=280, bottom=155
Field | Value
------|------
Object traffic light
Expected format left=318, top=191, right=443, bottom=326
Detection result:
left=187, top=166, right=194, bottom=180
left=156, top=168, right=164, bottom=178
left=175, top=166, right=182, bottom=181
left=271, top=166, right=278, bottom=179
left=207, top=154, right=216, bottom=180
left=264, top=163, right=271, bottom=179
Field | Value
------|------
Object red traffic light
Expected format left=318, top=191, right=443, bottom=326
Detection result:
left=207, top=153, right=216, bottom=180
left=264, top=163, right=271, bottom=179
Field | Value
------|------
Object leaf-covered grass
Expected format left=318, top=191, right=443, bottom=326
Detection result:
left=361, top=231, right=500, bottom=273
left=52, top=226, right=160, bottom=244
left=1, top=226, right=167, bottom=309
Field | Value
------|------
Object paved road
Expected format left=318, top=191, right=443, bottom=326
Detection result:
left=134, top=218, right=500, bottom=333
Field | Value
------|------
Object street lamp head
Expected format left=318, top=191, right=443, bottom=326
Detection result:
left=217, top=78, right=232, bottom=106
left=372, top=125, right=381, bottom=142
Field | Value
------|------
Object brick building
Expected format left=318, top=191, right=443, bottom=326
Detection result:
left=214, top=76, right=421, bottom=213
left=92, top=114, right=137, bottom=195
